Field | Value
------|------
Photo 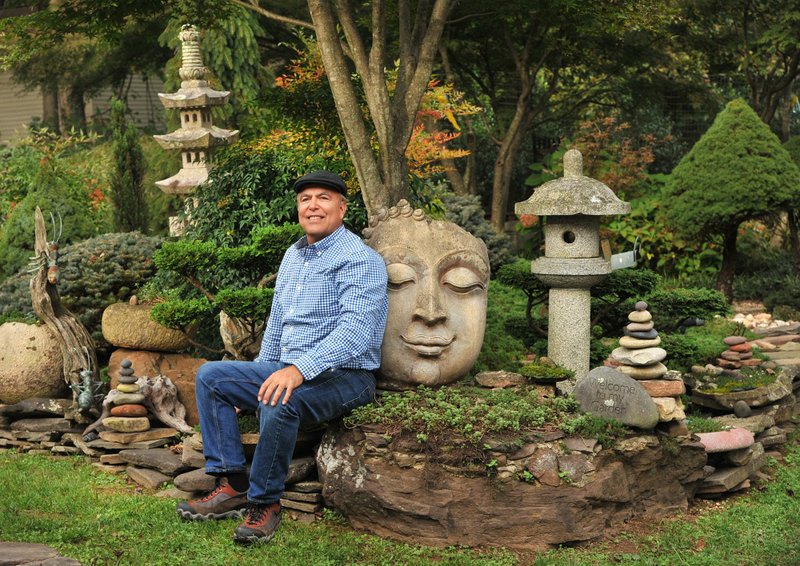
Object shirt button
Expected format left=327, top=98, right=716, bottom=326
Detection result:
left=317, top=251, right=321, bottom=256
left=282, top=347, right=287, bottom=352
left=296, top=284, right=301, bottom=290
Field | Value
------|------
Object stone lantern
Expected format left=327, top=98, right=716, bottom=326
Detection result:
left=515, top=149, right=629, bottom=382
left=154, top=24, right=239, bottom=234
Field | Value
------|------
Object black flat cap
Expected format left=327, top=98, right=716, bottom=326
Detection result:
left=293, top=170, right=348, bottom=196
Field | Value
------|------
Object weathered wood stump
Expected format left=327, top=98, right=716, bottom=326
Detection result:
left=29, top=207, right=97, bottom=418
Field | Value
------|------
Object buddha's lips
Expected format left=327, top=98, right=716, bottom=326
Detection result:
left=401, top=334, right=454, bottom=357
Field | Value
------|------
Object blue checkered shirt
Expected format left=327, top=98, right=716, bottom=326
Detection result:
left=255, top=225, right=388, bottom=380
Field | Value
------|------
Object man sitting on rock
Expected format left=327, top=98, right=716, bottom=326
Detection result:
left=177, top=171, right=389, bottom=545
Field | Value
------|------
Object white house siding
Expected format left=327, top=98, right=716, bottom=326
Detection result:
left=0, top=71, right=44, bottom=144
left=88, top=74, right=166, bottom=133
left=0, top=72, right=165, bottom=145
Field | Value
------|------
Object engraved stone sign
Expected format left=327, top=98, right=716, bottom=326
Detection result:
left=573, top=367, right=659, bottom=429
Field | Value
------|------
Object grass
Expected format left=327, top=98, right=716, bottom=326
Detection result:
left=2, top=444, right=800, bottom=565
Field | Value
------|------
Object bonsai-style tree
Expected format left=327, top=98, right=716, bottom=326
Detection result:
left=664, top=98, right=800, bottom=301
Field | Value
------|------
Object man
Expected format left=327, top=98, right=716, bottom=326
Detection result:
left=177, top=170, right=389, bottom=545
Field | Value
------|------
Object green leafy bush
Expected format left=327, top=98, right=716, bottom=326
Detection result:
left=764, top=276, right=800, bottom=313
left=643, top=287, right=729, bottom=330
left=0, top=231, right=163, bottom=347
left=474, top=281, right=527, bottom=373
left=0, top=163, right=102, bottom=280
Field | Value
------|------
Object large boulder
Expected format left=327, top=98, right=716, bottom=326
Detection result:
left=317, top=425, right=707, bottom=551
left=0, top=322, right=68, bottom=404
left=102, top=303, right=190, bottom=352
left=108, top=349, right=205, bottom=425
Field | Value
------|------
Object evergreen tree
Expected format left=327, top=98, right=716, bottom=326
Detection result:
left=110, top=99, right=148, bottom=233
left=664, top=98, right=800, bottom=300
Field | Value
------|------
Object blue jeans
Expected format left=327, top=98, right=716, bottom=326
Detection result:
left=195, top=360, right=376, bottom=504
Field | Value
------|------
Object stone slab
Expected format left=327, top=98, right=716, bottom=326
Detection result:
left=174, top=467, right=216, bottom=492
left=0, top=542, right=81, bottom=566
left=711, top=414, right=775, bottom=434
left=616, top=363, right=668, bottom=380
left=610, top=347, right=667, bottom=367
left=638, top=379, right=686, bottom=397
left=698, top=443, right=765, bottom=491
left=0, top=397, right=72, bottom=418
left=282, top=490, right=323, bottom=503
left=127, top=465, right=172, bottom=489
left=280, top=499, right=322, bottom=513
left=9, top=418, right=80, bottom=433
left=573, top=367, right=659, bottom=429
left=618, top=336, right=662, bottom=349
left=695, top=427, right=754, bottom=453
left=87, top=438, right=170, bottom=450
left=102, top=416, right=151, bottom=432
left=117, top=448, right=187, bottom=475
left=99, top=428, right=178, bottom=444
left=290, top=481, right=323, bottom=493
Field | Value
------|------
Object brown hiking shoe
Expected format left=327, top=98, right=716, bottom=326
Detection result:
left=233, top=502, right=282, bottom=545
left=176, top=480, right=248, bottom=521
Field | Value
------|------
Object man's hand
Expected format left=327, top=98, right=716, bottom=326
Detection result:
left=258, top=365, right=304, bottom=406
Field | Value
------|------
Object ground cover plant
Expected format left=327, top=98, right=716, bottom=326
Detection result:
left=3, top=443, right=800, bottom=564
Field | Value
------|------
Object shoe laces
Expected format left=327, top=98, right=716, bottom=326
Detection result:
left=243, top=503, right=269, bottom=526
left=198, top=481, right=227, bottom=502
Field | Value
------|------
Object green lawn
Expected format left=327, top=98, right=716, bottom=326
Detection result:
left=2, top=446, right=800, bottom=565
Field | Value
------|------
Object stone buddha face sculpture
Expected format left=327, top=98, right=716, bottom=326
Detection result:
left=364, top=200, right=490, bottom=389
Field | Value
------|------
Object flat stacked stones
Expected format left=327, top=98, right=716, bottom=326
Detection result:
left=610, top=301, right=685, bottom=422
left=102, top=360, right=150, bottom=433
left=717, top=335, right=762, bottom=369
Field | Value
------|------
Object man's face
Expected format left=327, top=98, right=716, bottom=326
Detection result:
left=297, top=187, right=347, bottom=244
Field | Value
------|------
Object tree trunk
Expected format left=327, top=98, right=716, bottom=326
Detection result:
left=490, top=105, right=531, bottom=232
left=716, top=226, right=738, bottom=303
left=29, top=207, right=97, bottom=414
left=41, top=85, right=60, bottom=133
left=306, top=0, right=452, bottom=214
left=789, top=210, right=800, bottom=277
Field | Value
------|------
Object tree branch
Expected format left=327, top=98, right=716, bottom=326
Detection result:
left=230, top=0, right=314, bottom=30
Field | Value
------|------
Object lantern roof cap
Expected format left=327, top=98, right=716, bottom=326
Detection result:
left=515, top=149, right=630, bottom=216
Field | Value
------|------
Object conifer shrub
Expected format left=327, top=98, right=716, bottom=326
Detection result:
left=664, top=98, right=800, bottom=299
left=0, top=231, right=163, bottom=347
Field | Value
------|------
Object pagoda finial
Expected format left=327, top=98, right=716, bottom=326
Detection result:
left=179, top=24, right=207, bottom=82
left=564, top=149, right=583, bottom=178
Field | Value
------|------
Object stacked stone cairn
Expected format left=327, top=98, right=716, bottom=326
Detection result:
left=102, top=360, right=151, bottom=434
left=694, top=427, right=766, bottom=498
left=717, top=335, right=762, bottom=370
left=610, top=300, right=686, bottom=424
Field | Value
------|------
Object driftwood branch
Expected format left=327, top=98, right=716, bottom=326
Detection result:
left=29, top=207, right=97, bottom=411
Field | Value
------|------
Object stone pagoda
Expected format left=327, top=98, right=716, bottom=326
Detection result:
left=515, top=149, right=630, bottom=384
left=154, top=24, right=239, bottom=234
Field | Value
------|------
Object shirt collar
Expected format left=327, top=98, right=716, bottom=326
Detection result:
left=294, top=224, right=347, bottom=251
